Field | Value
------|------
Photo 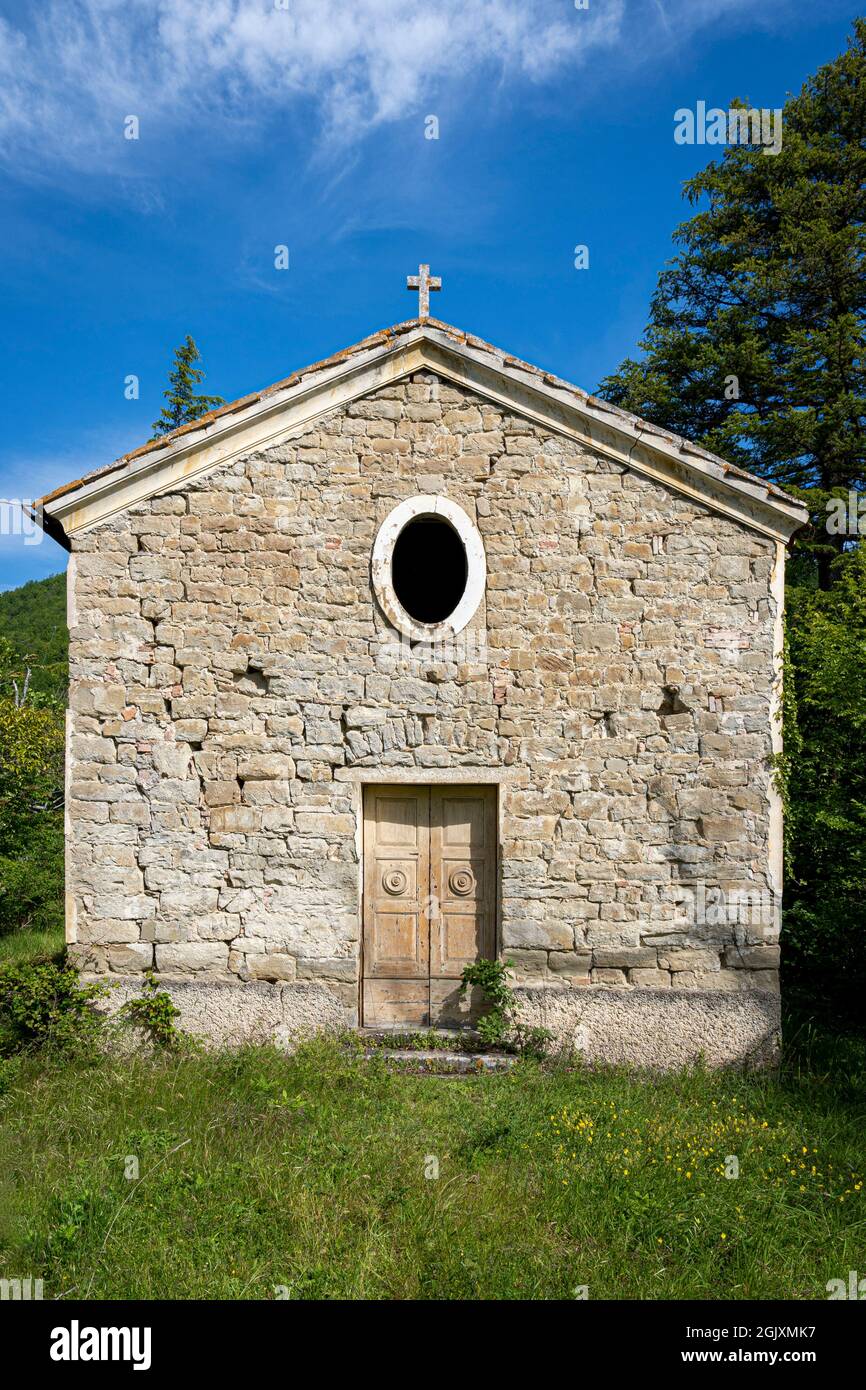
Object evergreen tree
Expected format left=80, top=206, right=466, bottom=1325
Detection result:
left=151, top=335, right=225, bottom=439
left=598, top=22, right=866, bottom=588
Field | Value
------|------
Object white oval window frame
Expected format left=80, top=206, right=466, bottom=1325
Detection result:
left=371, top=496, right=486, bottom=642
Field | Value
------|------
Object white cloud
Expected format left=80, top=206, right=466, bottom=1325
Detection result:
left=0, top=0, right=762, bottom=180
left=0, top=431, right=137, bottom=517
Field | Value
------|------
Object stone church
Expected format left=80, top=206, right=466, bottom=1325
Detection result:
left=37, top=274, right=807, bottom=1066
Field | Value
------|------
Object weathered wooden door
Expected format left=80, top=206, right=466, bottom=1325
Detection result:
left=362, top=785, right=497, bottom=1028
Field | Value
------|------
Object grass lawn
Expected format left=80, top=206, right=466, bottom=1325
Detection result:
left=0, top=925, right=64, bottom=966
left=1, top=1031, right=864, bottom=1300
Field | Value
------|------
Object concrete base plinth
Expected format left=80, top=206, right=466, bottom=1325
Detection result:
left=514, top=985, right=781, bottom=1069
left=90, top=976, right=352, bottom=1051
left=89, top=976, right=780, bottom=1068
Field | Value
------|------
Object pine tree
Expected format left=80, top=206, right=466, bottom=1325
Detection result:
left=598, top=22, right=866, bottom=587
left=151, top=336, right=225, bottom=439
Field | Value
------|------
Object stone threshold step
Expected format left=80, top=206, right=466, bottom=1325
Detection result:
left=362, top=1048, right=517, bottom=1073
left=359, top=1027, right=484, bottom=1046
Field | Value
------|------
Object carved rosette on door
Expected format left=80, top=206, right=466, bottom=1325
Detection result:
left=362, top=785, right=497, bottom=1028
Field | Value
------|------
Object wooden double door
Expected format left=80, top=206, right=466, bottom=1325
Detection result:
left=362, top=785, right=497, bottom=1028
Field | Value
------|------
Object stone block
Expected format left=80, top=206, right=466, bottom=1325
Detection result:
left=501, top=920, right=574, bottom=951
left=592, top=947, right=658, bottom=969
left=152, top=743, right=194, bottom=778
left=723, top=944, right=780, bottom=969
left=659, top=948, right=722, bottom=973
left=248, top=953, right=296, bottom=982
left=629, top=968, right=671, bottom=988
left=106, top=943, right=154, bottom=972
left=238, top=753, right=295, bottom=781
left=591, top=968, right=628, bottom=985
left=209, top=806, right=261, bottom=833
left=547, top=951, right=592, bottom=980
left=155, top=942, right=230, bottom=973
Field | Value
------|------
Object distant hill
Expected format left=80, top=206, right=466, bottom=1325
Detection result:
left=0, top=572, right=68, bottom=698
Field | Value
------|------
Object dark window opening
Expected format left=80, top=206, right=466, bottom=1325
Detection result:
left=391, top=516, right=468, bottom=624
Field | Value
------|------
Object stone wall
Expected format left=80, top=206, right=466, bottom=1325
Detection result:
left=66, top=370, right=782, bottom=1055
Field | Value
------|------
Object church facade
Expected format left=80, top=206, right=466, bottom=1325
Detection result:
left=38, top=312, right=807, bottom=1066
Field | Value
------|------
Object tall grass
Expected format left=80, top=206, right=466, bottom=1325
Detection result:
left=0, top=925, right=64, bottom=966
left=0, top=1038, right=863, bottom=1300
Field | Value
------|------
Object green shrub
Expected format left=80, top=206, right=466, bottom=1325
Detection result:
left=0, top=625, right=66, bottom=943
left=0, top=961, right=106, bottom=1055
left=120, top=973, right=186, bottom=1050
left=0, top=816, right=65, bottom=939
left=784, top=549, right=866, bottom=1032
left=460, top=958, right=552, bottom=1058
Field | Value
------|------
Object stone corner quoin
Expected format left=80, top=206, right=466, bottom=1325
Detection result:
left=62, top=365, right=786, bottom=1068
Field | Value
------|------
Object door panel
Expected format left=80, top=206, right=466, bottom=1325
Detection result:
left=430, top=788, right=497, bottom=984
left=363, top=787, right=429, bottom=983
left=363, top=978, right=430, bottom=1028
left=362, top=784, right=497, bottom=1028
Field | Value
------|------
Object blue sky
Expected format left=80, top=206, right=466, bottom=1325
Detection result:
left=0, top=0, right=858, bottom=589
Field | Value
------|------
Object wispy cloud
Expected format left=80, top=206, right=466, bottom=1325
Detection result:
left=0, top=0, right=760, bottom=182
left=0, top=430, right=137, bottom=513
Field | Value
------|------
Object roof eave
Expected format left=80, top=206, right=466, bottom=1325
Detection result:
left=39, top=321, right=809, bottom=546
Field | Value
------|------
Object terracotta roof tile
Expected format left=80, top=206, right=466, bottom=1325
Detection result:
left=36, top=317, right=805, bottom=514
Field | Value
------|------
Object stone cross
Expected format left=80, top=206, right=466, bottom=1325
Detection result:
left=407, top=263, right=441, bottom=319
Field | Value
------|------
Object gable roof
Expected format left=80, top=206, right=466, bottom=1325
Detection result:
left=36, top=318, right=808, bottom=547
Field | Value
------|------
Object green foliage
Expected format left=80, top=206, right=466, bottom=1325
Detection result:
left=151, top=335, right=225, bottom=438
left=120, top=973, right=186, bottom=1050
left=782, top=549, right=866, bottom=1029
left=0, top=676, right=65, bottom=846
left=0, top=579, right=66, bottom=943
left=0, top=1052, right=23, bottom=1099
left=460, top=958, right=512, bottom=1045
left=461, top=958, right=552, bottom=1057
left=594, top=24, right=866, bottom=1031
left=25, top=1188, right=112, bottom=1271
left=0, top=636, right=65, bottom=944
left=597, top=22, right=866, bottom=586
left=0, top=573, right=68, bottom=703
left=0, top=819, right=65, bottom=939
left=0, top=961, right=106, bottom=1055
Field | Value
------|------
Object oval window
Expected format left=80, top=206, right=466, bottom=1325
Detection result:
left=391, top=516, right=468, bottom=624
left=371, top=496, right=486, bottom=641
